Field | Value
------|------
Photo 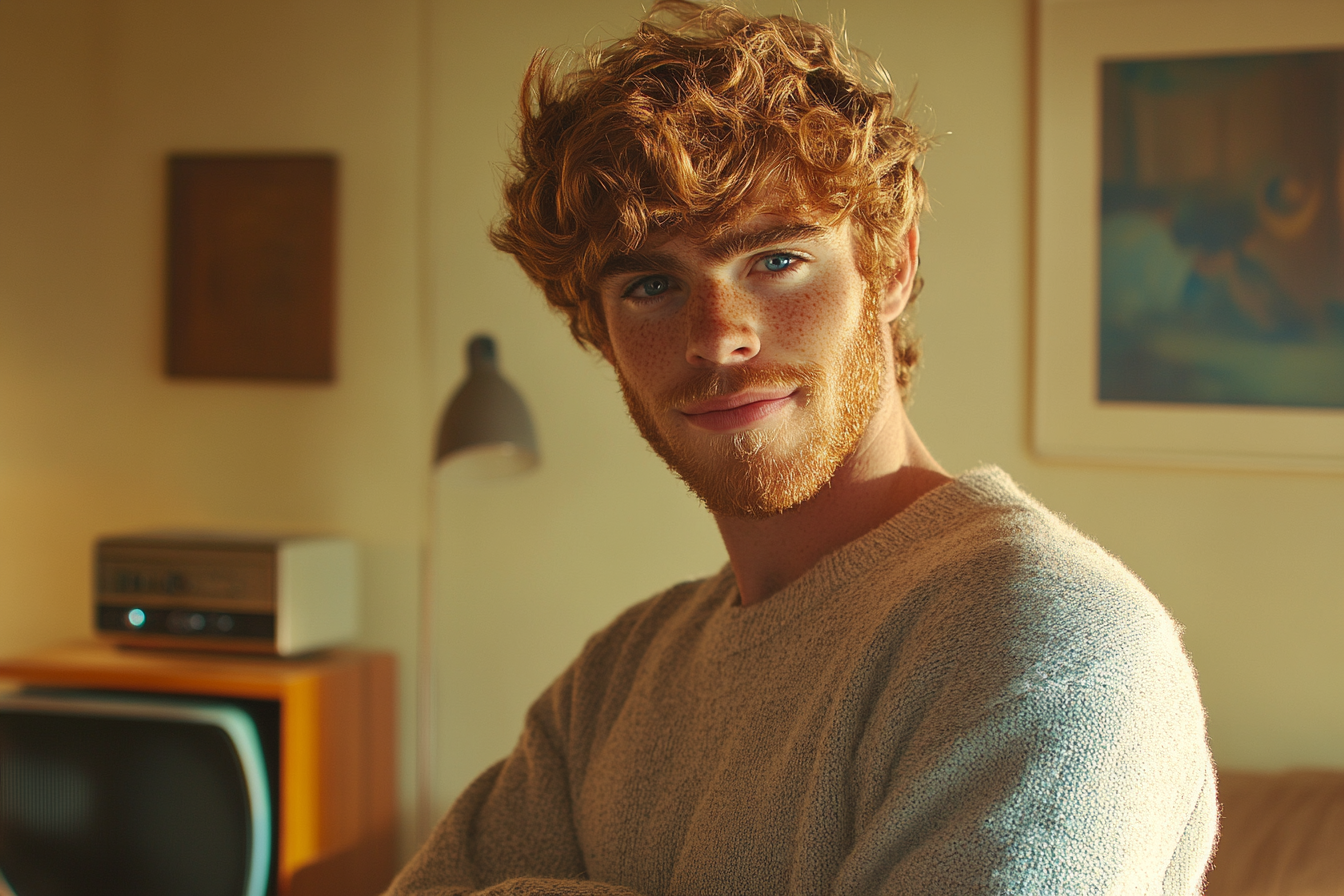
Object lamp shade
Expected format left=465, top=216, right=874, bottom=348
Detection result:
left=433, top=334, right=538, bottom=477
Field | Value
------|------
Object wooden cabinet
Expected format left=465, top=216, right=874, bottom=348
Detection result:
left=0, top=642, right=397, bottom=896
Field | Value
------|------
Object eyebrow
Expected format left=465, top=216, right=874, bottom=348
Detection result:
left=600, top=250, right=683, bottom=279
left=703, top=223, right=828, bottom=262
left=599, top=223, right=830, bottom=281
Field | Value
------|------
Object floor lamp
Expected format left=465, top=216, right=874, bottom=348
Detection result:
left=417, top=334, right=538, bottom=843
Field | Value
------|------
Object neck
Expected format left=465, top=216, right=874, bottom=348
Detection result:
left=713, top=391, right=949, bottom=607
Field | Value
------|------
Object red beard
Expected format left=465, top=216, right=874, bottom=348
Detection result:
left=616, top=297, right=886, bottom=518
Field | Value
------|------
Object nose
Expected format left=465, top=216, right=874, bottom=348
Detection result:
left=684, top=281, right=760, bottom=367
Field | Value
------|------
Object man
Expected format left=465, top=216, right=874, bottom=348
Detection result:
left=387, top=2, right=1216, bottom=893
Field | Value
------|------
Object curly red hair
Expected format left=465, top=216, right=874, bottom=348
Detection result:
left=489, top=0, right=930, bottom=390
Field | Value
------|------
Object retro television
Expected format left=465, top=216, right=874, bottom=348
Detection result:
left=0, top=691, right=277, bottom=896
left=0, top=643, right=396, bottom=896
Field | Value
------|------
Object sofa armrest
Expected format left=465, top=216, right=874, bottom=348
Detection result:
left=1204, top=769, right=1344, bottom=895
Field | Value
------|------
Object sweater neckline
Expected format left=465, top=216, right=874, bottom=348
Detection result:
left=697, top=465, right=1025, bottom=655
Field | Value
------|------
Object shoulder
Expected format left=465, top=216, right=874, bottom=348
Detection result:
left=910, top=468, right=1182, bottom=661
left=860, top=474, right=1214, bottom=883
left=865, top=468, right=1201, bottom=723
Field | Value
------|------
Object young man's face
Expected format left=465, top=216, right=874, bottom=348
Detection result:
left=597, top=213, right=913, bottom=517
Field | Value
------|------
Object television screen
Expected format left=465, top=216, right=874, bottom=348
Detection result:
left=0, top=691, right=271, bottom=896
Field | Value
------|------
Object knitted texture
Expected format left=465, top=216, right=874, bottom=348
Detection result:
left=388, top=467, right=1216, bottom=895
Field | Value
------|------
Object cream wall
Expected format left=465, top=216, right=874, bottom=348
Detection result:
left=1, top=0, right=1340, bottom=862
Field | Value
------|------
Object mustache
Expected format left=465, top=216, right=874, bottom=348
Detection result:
left=662, top=363, right=824, bottom=408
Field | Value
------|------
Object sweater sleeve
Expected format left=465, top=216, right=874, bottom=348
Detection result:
left=382, top=664, right=646, bottom=896
left=836, top=610, right=1217, bottom=896
left=380, top=583, right=679, bottom=896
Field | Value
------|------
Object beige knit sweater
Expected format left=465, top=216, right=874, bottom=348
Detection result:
left=388, top=467, right=1217, bottom=895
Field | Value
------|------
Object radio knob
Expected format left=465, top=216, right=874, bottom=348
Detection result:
left=167, top=610, right=208, bottom=634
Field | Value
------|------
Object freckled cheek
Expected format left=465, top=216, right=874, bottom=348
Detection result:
left=766, top=269, right=865, bottom=357
left=607, top=311, right=684, bottom=393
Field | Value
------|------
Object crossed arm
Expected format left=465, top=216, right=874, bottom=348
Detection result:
left=383, top=644, right=1216, bottom=896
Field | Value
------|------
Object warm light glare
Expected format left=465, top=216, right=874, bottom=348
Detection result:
left=439, top=442, right=538, bottom=482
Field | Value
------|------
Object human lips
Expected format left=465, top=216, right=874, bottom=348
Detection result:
left=678, top=388, right=798, bottom=433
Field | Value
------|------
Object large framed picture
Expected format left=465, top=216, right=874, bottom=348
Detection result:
left=1033, top=0, right=1344, bottom=471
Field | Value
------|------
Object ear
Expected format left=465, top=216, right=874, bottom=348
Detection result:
left=877, top=226, right=920, bottom=325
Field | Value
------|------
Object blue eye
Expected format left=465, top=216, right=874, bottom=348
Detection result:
left=629, top=275, right=671, bottom=298
left=761, top=254, right=796, bottom=272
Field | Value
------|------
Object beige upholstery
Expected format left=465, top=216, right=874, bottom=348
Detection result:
left=1204, top=770, right=1344, bottom=895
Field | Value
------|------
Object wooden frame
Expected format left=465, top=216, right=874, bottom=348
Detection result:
left=1033, top=0, right=1344, bottom=471
left=0, top=643, right=396, bottom=896
left=167, top=155, right=337, bottom=382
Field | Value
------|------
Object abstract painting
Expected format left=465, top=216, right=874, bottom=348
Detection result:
left=1098, top=50, right=1344, bottom=408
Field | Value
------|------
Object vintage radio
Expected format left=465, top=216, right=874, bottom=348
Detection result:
left=94, top=533, right=358, bottom=656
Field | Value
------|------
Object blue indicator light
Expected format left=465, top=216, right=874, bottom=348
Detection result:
left=126, top=608, right=146, bottom=628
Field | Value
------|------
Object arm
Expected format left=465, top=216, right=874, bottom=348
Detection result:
left=838, top=634, right=1217, bottom=895
left=384, top=659, right=647, bottom=896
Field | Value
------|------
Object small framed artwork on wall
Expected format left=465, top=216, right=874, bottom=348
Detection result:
left=166, top=154, right=337, bottom=381
left=1033, top=0, right=1344, bottom=471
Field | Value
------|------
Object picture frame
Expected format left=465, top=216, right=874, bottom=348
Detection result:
left=1033, top=0, right=1344, bottom=472
left=166, top=154, right=338, bottom=382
